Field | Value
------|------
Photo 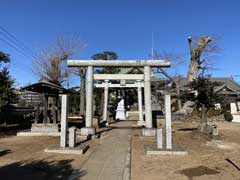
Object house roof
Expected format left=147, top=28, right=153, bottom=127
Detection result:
left=211, top=77, right=240, bottom=93
left=117, top=68, right=240, bottom=95
left=173, top=77, right=240, bottom=95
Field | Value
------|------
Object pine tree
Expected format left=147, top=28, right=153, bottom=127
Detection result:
left=187, top=71, right=222, bottom=130
left=91, top=51, right=120, bottom=74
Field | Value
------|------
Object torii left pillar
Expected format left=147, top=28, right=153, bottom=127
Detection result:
left=81, top=66, right=96, bottom=136
left=137, top=80, right=144, bottom=126
left=103, top=80, right=109, bottom=125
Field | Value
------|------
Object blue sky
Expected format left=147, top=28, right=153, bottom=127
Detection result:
left=0, top=0, right=240, bottom=86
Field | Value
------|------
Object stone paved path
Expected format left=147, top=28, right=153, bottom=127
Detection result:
left=80, top=121, right=133, bottom=180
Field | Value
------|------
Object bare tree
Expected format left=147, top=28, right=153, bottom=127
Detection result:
left=73, top=67, right=86, bottom=115
left=33, top=36, right=84, bottom=84
left=33, top=36, right=86, bottom=116
left=151, top=36, right=221, bottom=112
left=187, top=35, right=222, bottom=82
left=151, top=50, right=184, bottom=109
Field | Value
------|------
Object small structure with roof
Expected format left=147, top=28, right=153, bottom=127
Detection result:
left=17, top=78, right=68, bottom=136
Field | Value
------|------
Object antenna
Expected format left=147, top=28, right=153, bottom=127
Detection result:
left=151, top=32, right=154, bottom=59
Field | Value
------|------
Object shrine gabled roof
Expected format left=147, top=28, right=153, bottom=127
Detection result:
left=22, top=78, right=68, bottom=95
left=118, top=67, right=144, bottom=74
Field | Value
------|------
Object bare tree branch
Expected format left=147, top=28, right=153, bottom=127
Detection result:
left=33, top=36, right=85, bottom=84
left=150, top=50, right=184, bottom=109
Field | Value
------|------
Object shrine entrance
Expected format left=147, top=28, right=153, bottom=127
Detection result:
left=67, top=60, right=170, bottom=136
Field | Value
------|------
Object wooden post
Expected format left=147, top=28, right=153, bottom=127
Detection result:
left=52, top=97, right=57, bottom=124
left=35, top=104, right=40, bottom=124
left=43, top=95, right=48, bottom=124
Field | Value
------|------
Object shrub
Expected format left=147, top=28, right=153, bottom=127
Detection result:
left=191, top=106, right=201, bottom=116
left=207, top=107, right=222, bottom=117
left=223, top=111, right=233, bottom=122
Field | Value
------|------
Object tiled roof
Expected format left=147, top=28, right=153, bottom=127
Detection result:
left=173, top=77, right=240, bottom=94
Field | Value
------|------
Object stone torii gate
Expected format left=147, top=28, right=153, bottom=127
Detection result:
left=67, top=60, right=170, bottom=136
left=95, top=79, right=145, bottom=126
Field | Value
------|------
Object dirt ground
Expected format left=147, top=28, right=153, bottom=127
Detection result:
left=131, top=121, right=240, bottom=180
left=1, top=121, right=240, bottom=180
left=0, top=132, right=102, bottom=179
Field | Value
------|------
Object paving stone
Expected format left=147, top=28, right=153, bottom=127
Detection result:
left=80, top=121, right=132, bottom=180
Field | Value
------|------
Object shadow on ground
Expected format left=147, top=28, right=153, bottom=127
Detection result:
left=0, top=149, right=11, bottom=157
left=179, top=166, right=220, bottom=180
left=0, top=123, right=31, bottom=137
left=0, top=159, right=87, bottom=180
left=177, top=128, right=198, bottom=131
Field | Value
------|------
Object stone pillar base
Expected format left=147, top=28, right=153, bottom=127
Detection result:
left=99, top=120, right=108, bottom=127
left=142, top=128, right=156, bottom=136
left=137, top=121, right=145, bottom=126
left=31, top=123, right=59, bottom=132
left=81, top=127, right=96, bottom=136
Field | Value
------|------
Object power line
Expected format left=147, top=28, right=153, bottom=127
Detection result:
left=0, top=25, right=38, bottom=59
left=0, top=26, right=37, bottom=73
left=0, top=30, right=35, bottom=74
left=0, top=37, right=34, bottom=59
left=0, top=27, right=45, bottom=83
left=0, top=31, right=36, bottom=59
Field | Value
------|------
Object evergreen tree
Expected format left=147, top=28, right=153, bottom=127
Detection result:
left=0, top=51, right=16, bottom=110
left=91, top=51, right=120, bottom=74
left=186, top=71, right=223, bottom=130
left=91, top=51, right=119, bottom=116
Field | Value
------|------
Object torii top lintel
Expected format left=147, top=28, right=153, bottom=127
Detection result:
left=67, top=60, right=171, bottom=67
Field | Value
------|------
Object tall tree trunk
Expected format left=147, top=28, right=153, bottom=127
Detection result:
left=199, top=103, right=208, bottom=132
left=187, top=36, right=212, bottom=82
left=187, top=59, right=201, bottom=82
left=79, top=75, right=85, bottom=115
left=175, top=78, right=182, bottom=110
left=79, top=68, right=86, bottom=115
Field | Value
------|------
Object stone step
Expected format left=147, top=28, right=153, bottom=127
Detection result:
left=232, top=114, right=240, bottom=123
left=126, top=111, right=141, bottom=120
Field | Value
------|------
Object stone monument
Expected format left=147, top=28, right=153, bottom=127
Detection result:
left=231, top=102, right=240, bottom=122
left=145, top=94, right=188, bottom=156
left=115, top=99, right=126, bottom=120
left=45, top=95, right=89, bottom=154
